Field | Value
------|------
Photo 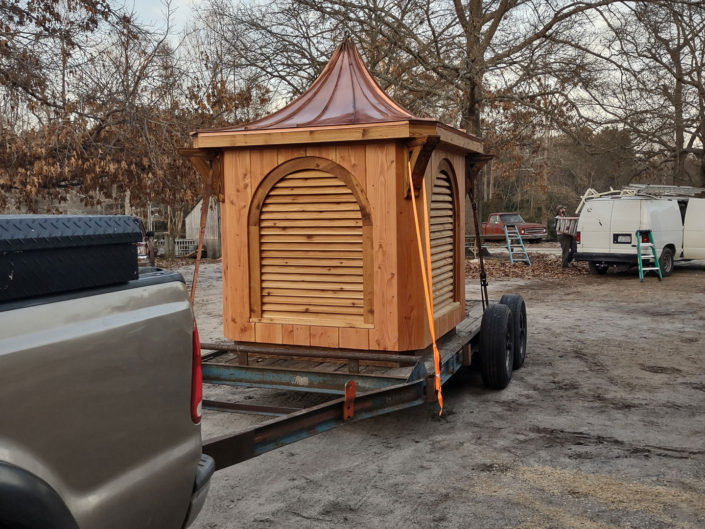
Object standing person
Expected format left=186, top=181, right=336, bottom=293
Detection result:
left=555, top=205, right=576, bottom=268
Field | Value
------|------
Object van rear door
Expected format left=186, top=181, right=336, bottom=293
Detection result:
left=578, top=199, right=613, bottom=253
left=683, top=198, right=705, bottom=259
left=646, top=199, right=683, bottom=257
left=609, top=198, right=642, bottom=253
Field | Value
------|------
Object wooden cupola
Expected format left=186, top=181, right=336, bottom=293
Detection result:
left=182, top=38, right=488, bottom=352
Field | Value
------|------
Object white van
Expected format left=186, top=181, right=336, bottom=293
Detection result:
left=575, top=196, right=705, bottom=275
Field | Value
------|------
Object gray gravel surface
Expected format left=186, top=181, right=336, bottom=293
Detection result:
left=181, top=260, right=705, bottom=529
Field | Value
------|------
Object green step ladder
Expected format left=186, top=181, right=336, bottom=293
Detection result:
left=504, top=224, right=531, bottom=265
left=635, top=229, right=662, bottom=281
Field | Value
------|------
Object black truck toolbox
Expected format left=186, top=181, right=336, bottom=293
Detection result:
left=0, top=215, right=142, bottom=302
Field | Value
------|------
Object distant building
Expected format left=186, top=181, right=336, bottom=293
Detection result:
left=184, top=197, right=221, bottom=258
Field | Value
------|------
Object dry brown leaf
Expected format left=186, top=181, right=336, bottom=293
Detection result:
left=465, top=252, right=589, bottom=280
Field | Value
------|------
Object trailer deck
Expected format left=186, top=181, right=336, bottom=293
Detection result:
left=200, top=302, right=485, bottom=470
left=202, top=303, right=484, bottom=394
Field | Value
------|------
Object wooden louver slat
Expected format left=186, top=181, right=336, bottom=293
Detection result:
left=430, top=171, right=456, bottom=315
left=258, top=169, right=365, bottom=324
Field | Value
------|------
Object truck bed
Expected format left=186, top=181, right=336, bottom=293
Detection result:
left=0, top=268, right=201, bottom=529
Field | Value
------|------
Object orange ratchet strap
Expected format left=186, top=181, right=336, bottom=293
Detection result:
left=407, top=162, right=443, bottom=415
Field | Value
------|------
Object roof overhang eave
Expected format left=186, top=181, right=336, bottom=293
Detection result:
left=189, top=120, right=483, bottom=154
left=410, top=121, right=484, bottom=154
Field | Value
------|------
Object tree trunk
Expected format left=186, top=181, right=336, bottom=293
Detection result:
left=460, top=66, right=486, bottom=220
left=673, top=67, right=685, bottom=186
left=123, top=189, right=131, bottom=216
left=699, top=102, right=705, bottom=187
left=488, top=161, right=494, bottom=199
left=165, top=234, right=175, bottom=258
left=167, top=205, right=184, bottom=239
left=460, top=71, right=483, bottom=138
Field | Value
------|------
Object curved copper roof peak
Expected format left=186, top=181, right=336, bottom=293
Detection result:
left=217, top=38, right=425, bottom=132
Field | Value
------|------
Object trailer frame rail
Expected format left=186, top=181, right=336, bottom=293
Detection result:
left=203, top=378, right=426, bottom=471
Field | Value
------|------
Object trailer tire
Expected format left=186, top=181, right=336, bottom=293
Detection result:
left=480, top=304, right=514, bottom=389
left=499, top=294, right=527, bottom=369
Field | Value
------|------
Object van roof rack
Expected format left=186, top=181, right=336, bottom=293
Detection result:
left=624, top=184, right=705, bottom=197
left=576, top=184, right=705, bottom=214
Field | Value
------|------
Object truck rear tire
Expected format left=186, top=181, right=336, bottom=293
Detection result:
left=499, top=294, right=527, bottom=369
left=480, top=304, right=514, bottom=389
left=659, top=247, right=674, bottom=277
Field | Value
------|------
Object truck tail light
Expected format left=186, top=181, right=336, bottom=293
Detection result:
left=641, top=233, right=650, bottom=244
left=576, top=231, right=581, bottom=243
left=191, top=320, right=203, bottom=424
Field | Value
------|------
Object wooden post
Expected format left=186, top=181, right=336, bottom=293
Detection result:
left=190, top=164, right=213, bottom=305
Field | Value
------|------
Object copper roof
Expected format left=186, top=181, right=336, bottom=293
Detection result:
left=209, top=38, right=430, bottom=132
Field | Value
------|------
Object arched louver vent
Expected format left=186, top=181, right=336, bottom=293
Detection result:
left=429, top=170, right=456, bottom=315
left=258, top=169, right=365, bottom=325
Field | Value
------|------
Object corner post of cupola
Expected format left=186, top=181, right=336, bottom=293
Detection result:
left=404, top=135, right=441, bottom=198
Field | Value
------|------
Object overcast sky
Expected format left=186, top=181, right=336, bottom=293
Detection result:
left=127, top=0, right=200, bottom=32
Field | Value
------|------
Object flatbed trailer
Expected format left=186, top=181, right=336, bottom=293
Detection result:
left=198, top=300, right=524, bottom=472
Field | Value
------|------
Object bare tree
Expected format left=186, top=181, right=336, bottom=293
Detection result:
left=571, top=1, right=705, bottom=185
left=0, top=0, right=118, bottom=121
left=0, top=1, right=272, bottom=221
left=199, top=0, right=643, bottom=138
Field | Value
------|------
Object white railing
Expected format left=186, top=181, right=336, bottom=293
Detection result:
left=153, top=237, right=197, bottom=257
left=175, top=239, right=197, bottom=257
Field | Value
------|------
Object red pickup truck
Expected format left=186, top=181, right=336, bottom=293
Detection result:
left=481, top=212, right=547, bottom=242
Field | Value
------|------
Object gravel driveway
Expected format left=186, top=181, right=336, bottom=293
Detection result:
left=180, top=259, right=705, bottom=529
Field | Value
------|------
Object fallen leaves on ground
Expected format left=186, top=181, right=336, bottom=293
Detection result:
left=159, top=253, right=587, bottom=282
left=465, top=253, right=589, bottom=280
left=155, top=256, right=221, bottom=270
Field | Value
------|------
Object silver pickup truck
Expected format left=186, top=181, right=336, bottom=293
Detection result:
left=0, top=215, right=213, bottom=529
